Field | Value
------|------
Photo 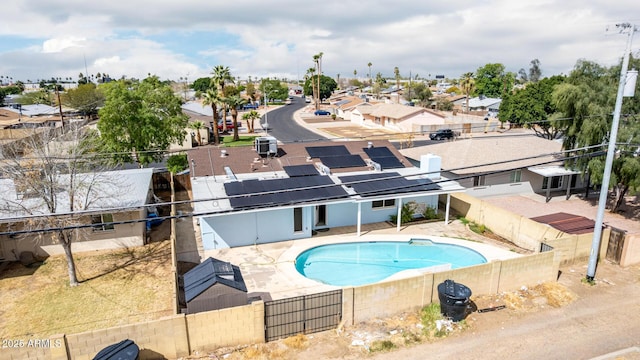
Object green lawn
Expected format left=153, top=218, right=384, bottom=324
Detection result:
left=222, top=135, right=258, bottom=147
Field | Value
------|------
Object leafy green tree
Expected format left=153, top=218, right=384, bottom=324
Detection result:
left=498, top=75, right=565, bottom=139
left=529, top=59, right=542, bottom=83
left=474, top=63, right=515, bottom=98
left=260, top=79, right=289, bottom=102
left=404, top=82, right=432, bottom=106
left=61, top=83, right=104, bottom=119
left=302, top=75, right=337, bottom=102
left=552, top=58, right=640, bottom=212
left=0, top=88, right=5, bottom=106
left=97, top=76, right=188, bottom=166
left=192, top=77, right=211, bottom=93
left=245, top=82, right=257, bottom=102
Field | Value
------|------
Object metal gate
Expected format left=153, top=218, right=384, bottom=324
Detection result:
left=606, top=227, right=626, bottom=264
left=264, top=290, right=342, bottom=342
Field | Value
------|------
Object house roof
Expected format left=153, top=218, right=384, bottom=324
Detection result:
left=0, top=168, right=153, bottom=221
left=189, top=140, right=465, bottom=215
left=367, top=103, right=434, bottom=120
left=184, top=257, right=247, bottom=303
left=182, top=101, right=213, bottom=116
left=467, top=97, right=502, bottom=109
left=399, top=134, right=564, bottom=175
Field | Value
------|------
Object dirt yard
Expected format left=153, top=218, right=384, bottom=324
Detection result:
left=186, top=261, right=640, bottom=360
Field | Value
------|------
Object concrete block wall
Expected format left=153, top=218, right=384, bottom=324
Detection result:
left=186, top=301, right=264, bottom=352
left=432, top=262, right=501, bottom=302
left=65, top=314, right=189, bottom=360
left=621, top=234, right=640, bottom=267
left=451, top=193, right=576, bottom=251
left=345, top=252, right=556, bottom=325
left=350, top=275, right=432, bottom=323
left=497, top=252, right=557, bottom=292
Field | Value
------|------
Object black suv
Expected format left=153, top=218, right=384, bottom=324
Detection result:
left=429, top=129, right=455, bottom=140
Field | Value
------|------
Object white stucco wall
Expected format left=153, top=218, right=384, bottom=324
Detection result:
left=201, top=207, right=313, bottom=249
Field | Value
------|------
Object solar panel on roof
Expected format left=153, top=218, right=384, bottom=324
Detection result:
left=306, top=145, right=350, bottom=158
left=364, top=147, right=405, bottom=169
left=320, top=154, right=367, bottom=169
left=284, top=164, right=319, bottom=177
left=224, top=175, right=349, bottom=209
left=339, top=172, right=440, bottom=197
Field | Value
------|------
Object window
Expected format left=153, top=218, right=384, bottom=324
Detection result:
left=372, top=199, right=396, bottom=209
left=91, top=213, right=115, bottom=231
left=510, top=169, right=522, bottom=183
left=542, top=176, right=563, bottom=190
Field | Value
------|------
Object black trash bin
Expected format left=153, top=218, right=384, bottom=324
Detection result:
left=93, top=339, right=139, bottom=360
left=437, top=279, right=472, bottom=322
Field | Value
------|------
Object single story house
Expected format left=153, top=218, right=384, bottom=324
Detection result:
left=187, top=139, right=464, bottom=250
left=0, top=168, right=155, bottom=261
left=183, top=257, right=248, bottom=314
left=352, top=103, right=446, bottom=133
left=399, top=133, right=586, bottom=201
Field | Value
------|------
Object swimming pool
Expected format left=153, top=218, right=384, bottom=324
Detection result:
left=295, top=240, right=487, bottom=286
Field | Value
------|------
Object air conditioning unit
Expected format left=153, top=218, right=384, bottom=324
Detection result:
left=255, top=136, right=278, bottom=156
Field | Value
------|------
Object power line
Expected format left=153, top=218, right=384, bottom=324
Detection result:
left=0, top=145, right=607, bottom=236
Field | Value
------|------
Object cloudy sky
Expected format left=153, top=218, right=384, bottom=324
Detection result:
left=0, top=1, right=638, bottom=84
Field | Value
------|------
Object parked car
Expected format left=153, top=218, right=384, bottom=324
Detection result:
left=429, top=129, right=456, bottom=140
left=218, top=119, right=241, bottom=131
left=314, top=109, right=331, bottom=116
left=243, top=103, right=258, bottom=110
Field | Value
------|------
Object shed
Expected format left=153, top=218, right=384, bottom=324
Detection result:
left=183, top=257, right=248, bottom=314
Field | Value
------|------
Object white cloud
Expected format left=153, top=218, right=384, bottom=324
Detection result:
left=1, top=0, right=639, bottom=82
left=42, top=37, right=86, bottom=53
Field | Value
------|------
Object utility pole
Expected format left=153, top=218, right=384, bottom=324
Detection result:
left=586, top=23, right=637, bottom=281
left=55, top=85, right=64, bottom=129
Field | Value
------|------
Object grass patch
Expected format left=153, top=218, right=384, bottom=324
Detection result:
left=369, top=340, right=396, bottom=352
left=0, top=241, right=173, bottom=338
left=420, top=303, right=449, bottom=338
left=222, top=135, right=258, bottom=147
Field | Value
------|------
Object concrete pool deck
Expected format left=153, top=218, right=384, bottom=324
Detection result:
left=203, top=220, right=524, bottom=300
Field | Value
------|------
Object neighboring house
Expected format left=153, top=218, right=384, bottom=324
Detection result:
left=183, top=257, right=248, bottom=314
left=463, top=96, right=502, bottom=114
left=0, top=104, right=63, bottom=129
left=355, top=103, right=446, bottom=133
left=0, top=168, right=155, bottom=261
left=331, top=96, right=369, bottom=121
left=187, top=139, right=464, bottom=250
left=399, top=134, right=585, bottom=200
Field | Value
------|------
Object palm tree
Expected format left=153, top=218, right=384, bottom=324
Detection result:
left=211, top=65, right=234, bottom=132
left=242, top=110, right=261, bottom=133
left=201, top=89, right=222, bottom=145
left=394, top=66, right=401, bottom=92
left=224, top=95, right=247, bottom=141
left=189, top=121, right=205, bottom=146
left=460, top=72, right=475, bottom=114
left=367, top=62, right=372, bottom=85
left=307, top=67, right=316, bottom=104
left=313, top=52, right=323, bottom=110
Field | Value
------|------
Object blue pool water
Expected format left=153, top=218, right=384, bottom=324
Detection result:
left=295, top=240, right=487, bottom=286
